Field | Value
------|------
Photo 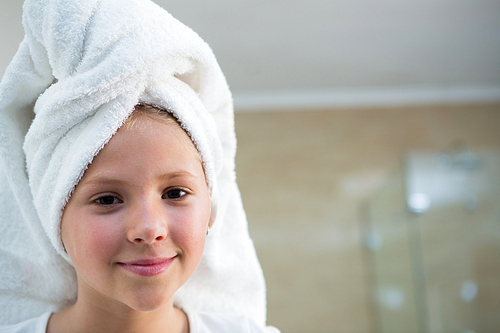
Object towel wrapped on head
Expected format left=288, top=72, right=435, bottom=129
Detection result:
left=0, top=0, right=266, bottom=325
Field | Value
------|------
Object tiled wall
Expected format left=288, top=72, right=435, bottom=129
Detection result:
left=234, top=104, right=500, bottom=332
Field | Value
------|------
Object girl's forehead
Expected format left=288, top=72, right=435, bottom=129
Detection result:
left=79, top=115, right=204, bottom=183
left=123, top=110, right=202, bottom=161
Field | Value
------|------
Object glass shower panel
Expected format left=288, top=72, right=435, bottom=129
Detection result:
left=363, top=170, right=420, bottom=333
left=364, top=149, right=500, bottom=333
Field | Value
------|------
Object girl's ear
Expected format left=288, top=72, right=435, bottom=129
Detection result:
left=61, top=233, right=68, bottom=254
left=208, top=201, right=216, bottom=229
left=206, top=205, right=214, bottom=236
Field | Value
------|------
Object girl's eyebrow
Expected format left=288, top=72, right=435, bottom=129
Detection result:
left=81, top=171, right=198, bottom=188
left=158, top=171, right=199, bottom=182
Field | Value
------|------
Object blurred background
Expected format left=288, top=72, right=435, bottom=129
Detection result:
left=2, top=0, right=500, bottom=332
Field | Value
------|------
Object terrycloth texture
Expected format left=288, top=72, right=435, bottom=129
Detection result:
left=0, top=0, right=266, bottom=326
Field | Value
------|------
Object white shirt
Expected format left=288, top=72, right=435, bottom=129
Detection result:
left=0, top=310, right=280, bottom=333
left=0, top=313, right=51, bottom=333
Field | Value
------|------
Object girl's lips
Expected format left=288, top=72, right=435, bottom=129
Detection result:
left=117, top=257, right=175, bottom=277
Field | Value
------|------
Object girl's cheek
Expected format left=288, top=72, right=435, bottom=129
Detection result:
left=178, top=209, right=210, bottom=235
left=84, top=216, right=123, bottom=252
left=63, top=213, right=121, bottom=267
left=170, top=209, right=208, bottom=249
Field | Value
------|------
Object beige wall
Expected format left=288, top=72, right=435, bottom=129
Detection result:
left=234, top=103, right=500, bottom=332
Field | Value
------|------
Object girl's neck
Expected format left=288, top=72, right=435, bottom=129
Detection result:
left=46, top=296, right=189, bottom=333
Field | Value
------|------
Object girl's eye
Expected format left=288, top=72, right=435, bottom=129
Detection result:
left=163, top=189, right=187, bottom=199
left=95, top=196, right=121, bottom=205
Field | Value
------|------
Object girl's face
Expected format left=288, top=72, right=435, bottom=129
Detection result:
left=61, top=113, right=210, bottom=312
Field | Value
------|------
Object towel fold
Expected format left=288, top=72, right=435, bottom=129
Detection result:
left=0, top=0, right=266, bottom=325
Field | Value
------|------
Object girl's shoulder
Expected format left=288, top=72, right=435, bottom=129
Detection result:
left=0, top=313, right=51, bottom=333
left=185, top=309, right=280, bottom=333
left=0, top=311, right=281, bottom=333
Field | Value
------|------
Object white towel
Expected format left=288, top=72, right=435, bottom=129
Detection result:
left=0, top=0, right=267, bottom=325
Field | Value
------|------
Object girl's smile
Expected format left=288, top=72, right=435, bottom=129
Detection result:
left=117, top=256, right=177, bottom=277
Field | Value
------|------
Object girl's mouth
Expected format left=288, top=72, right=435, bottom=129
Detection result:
left=117, top=257, right=176, bottom=277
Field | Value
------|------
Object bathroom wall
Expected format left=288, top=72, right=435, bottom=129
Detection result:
left=234, top=103, right=500, bottom=332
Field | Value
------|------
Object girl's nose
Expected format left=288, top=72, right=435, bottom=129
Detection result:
left=126, top=200, right=167, bottom=244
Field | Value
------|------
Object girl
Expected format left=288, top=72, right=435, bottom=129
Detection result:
left=0, top=0, right=278, bottom=332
